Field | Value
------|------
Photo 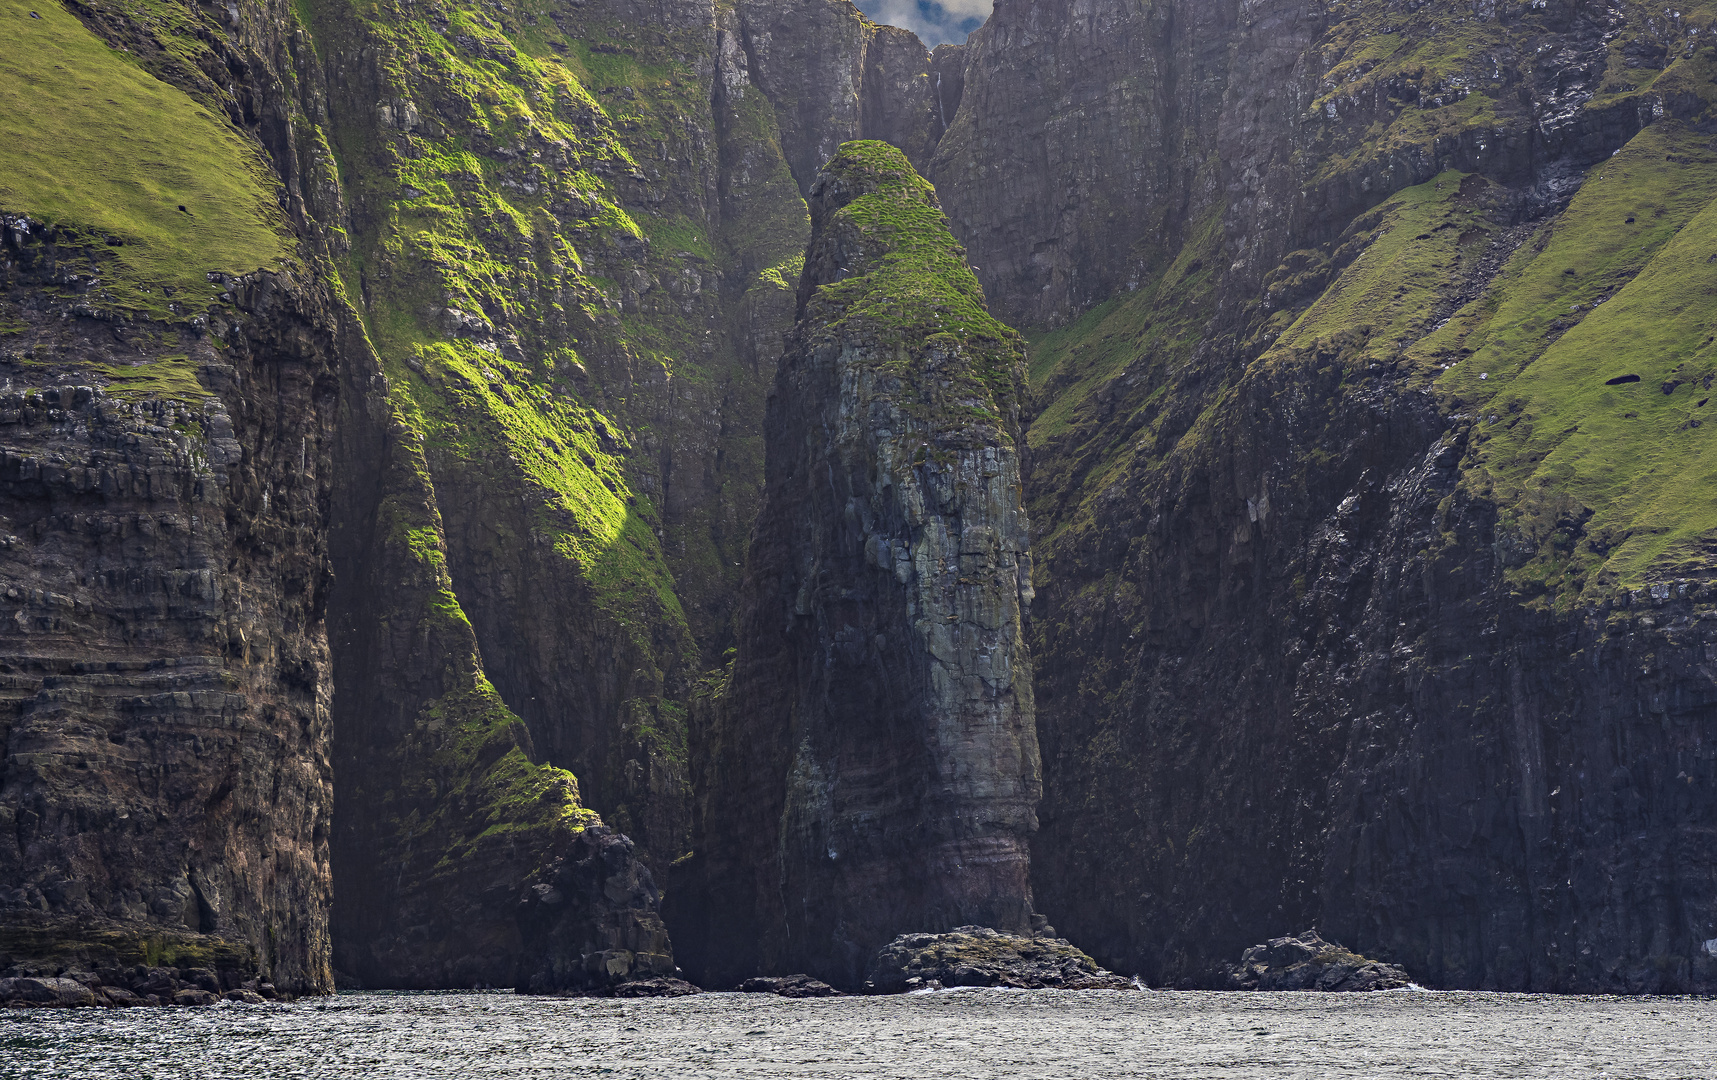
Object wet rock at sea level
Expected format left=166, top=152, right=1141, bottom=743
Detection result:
left=738, top=974, right=840, bottom=997
left=1229, top=931, right=1411, bottom=992
left=865, top=926, right=1135, bottom=992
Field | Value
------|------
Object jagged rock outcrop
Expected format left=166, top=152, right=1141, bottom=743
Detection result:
left=866, top=925, right=1133, bottom=992
left=674, top=141, right=1040, bottom=988
left=1228, top=931, right=1411, bottom=992
left=513, top=825, right=676, bottom=994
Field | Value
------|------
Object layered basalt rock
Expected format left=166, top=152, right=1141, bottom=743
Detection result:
left=0, top=229, right=338, bottom=995
left=676, top=141, right=1040, bottom=988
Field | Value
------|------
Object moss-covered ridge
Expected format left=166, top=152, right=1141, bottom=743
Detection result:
left=808, top=142, right=1013, bottom=345
left=803, top=140, right=1022, bottom=434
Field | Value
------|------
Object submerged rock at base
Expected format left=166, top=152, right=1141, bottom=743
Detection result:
left=865, top=926, right=1135, bottom=993
left=1228, top=931, right=1411, bottom=992
left=738, top=974, right=840, bottom=997
left=609, top=977, right=701, bottom=998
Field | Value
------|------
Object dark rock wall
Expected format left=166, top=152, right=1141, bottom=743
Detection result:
left=678, top=142, right=1039, bottom=988
left=962, top=0, right=1717, bottom=990
left=929, top=0, right=1238, bottom=327
left=736, top=0, right=949, bottom=187
left=0, top=235, right=338, bottom=995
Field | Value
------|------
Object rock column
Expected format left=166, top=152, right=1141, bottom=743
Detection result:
left=678, top=141, right=1040, bottom=987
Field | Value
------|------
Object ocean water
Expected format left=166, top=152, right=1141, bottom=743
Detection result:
left=1, top=987, right=1713, bottom=1079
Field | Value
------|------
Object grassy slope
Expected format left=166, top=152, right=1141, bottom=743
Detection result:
left=1422, top=119, right=1717, bottom=598
left=0, top=0, right=290, bottom=319
left=1026, top=14, right=1717, bottom=605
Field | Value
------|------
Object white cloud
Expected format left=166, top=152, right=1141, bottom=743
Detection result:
left=856, top=0, right=992, bottom=48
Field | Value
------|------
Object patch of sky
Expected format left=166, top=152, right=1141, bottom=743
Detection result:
left=853, top=0, right=990, bottom=47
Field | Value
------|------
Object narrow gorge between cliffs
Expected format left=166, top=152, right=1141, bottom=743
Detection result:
left=2, top=0, right=1716, bottom=1015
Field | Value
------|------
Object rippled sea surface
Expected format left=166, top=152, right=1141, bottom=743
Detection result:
left=2, top=988, right=1714, bottom=1079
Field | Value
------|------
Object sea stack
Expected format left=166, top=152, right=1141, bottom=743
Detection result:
left=677, top=141, right=1041, bottom=988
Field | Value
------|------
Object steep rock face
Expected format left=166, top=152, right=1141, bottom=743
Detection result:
left=677, top=141, right=1039, bottom=988
left=304, top=0, right=811, bottom=985
left=1001, top=0, right=1717, bottom=990
left=0, top=0, right=338, bottom=994
left=0, top=262, right=337, bottom=993
left=929, top=0, right=1237, bottom=327
left=736, top=0, right=950, bottom=187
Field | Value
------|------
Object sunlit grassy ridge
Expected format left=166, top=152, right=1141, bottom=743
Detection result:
left=0, top=0, right=290, bottom=319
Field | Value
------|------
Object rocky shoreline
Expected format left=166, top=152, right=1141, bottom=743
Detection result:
left=1, top=968, right=281, bottom=1008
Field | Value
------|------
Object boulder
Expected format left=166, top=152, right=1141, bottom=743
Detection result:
left=865, top=926, right=1135, bottom=993
left=132, top=967, right=182, bottom=998
left=183, top=968, right=221, bottom=993
left=0, top=977, right=98, bottom=1007
left=99, top=986, right=144, bottom=1007
left=737, top=974, right=839, bottom=997
left=223, top=989, right=267, bottom=1004
left=1228, top=931, right=1412, bottom=991
left=171, top=988, right=219, bottom=1006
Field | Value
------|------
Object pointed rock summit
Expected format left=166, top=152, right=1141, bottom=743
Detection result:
left=677, top=141, right=1041, bottom=987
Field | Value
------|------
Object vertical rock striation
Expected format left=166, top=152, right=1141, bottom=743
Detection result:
left=677, top=141, right=1040, bottom=988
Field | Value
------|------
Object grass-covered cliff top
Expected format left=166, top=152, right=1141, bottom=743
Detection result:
left=804, top=140, right=1023, bottom=429
left=809, top=142, right=1014, bottom=345
left=0, top=0, right=290, bottom=320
